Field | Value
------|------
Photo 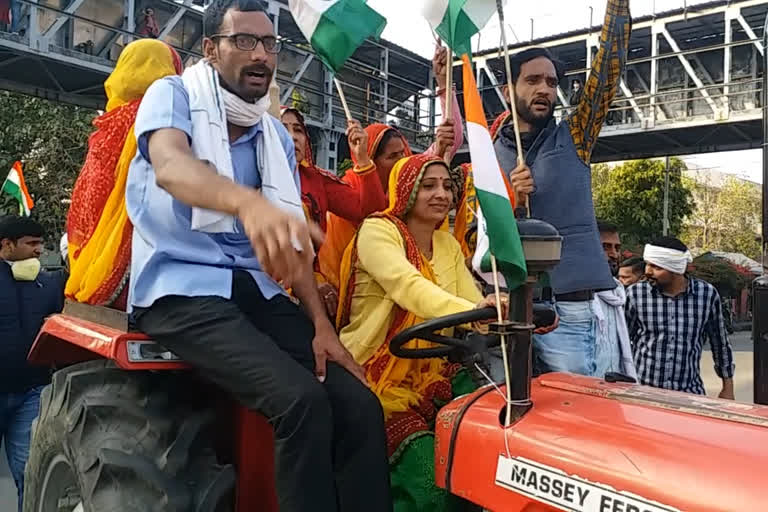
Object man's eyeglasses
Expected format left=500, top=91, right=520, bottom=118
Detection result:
left=210, top=33, right=282, bottom=54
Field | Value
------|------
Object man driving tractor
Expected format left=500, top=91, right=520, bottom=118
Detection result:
left=124, top=1, right=391, bottom=511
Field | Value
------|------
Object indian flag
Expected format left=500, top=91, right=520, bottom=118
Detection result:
left=288, top=0, right=387, bottom=73
left=463, top=54, right=526, bottom=288
left=2, top=161, right=34, bottom=216
left=422, top=0, right=504, bottom=55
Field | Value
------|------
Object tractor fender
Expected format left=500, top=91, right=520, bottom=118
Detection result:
left=29, top=313, right=190, bottom=371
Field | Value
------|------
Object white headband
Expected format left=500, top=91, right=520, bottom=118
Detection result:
left=643, top=244, right=692, bottom=275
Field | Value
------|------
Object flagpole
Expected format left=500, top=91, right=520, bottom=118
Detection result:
left=443, top=45, right=454, bottom=165
left=444, top=48, right=453, bottom=122
left=333, top=78, right=353, bottom=120
left=496, top=0, right=530, bottom=217
left=490, top=253, right=514, bottom=427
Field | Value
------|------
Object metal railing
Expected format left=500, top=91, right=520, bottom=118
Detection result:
left=1, top=0, right=441, bottom=150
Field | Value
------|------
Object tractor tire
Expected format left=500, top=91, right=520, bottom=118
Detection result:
left=23, top=360, right=236, bottom=512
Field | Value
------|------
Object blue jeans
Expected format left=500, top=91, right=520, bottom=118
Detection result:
left=533, top=301, right=597, bottom=376
left=9, top=0, right=21, bottom=32
left=0, top=386, right=44, bottom=512
left=488, top=301, right=598, bottom=382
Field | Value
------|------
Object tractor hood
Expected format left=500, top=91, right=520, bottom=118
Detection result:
left=435, top=373, right=768, bottom=512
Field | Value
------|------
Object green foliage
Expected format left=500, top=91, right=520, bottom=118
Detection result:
left=290, top=89, right=310, bottom=115
left=336, top=158, right=353, bottom=178
left=0, top=91, right=96, bottom=247
left=683, top=177, right=761, bottom=261
left=592, top=158, right=695, bottom=247
left=689, top=255, right=752, bottom=297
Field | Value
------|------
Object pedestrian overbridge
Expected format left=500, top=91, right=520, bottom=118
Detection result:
left=1, top=0, right=767, bottom=167
left=457, top=0, right=768, bottom=163
left=0, top=0, right=438, bottom=170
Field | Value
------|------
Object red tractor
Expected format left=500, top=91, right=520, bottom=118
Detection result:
left=23, top=218, right=768, bottom=512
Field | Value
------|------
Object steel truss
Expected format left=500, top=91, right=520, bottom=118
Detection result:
left=0, top=0, right=437, bottom=169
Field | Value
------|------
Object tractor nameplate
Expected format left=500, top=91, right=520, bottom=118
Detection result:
left=495, top=455, right=679, bottom=512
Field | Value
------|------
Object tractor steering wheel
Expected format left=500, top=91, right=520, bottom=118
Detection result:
left=388, top=307, right=497, bottom=359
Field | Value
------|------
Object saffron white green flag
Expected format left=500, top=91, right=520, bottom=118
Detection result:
left=422, top=0, right=504, bottom=55
left=288, top=0, right=387, bottom=73
left=2, top=161, right=34, bottom=216
left=462, top=55, right=526, bottom=288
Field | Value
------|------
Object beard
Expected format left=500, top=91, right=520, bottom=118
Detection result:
left=516, top=97, right=554, bottom=131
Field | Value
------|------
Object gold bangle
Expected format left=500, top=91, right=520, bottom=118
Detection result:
left=355, top=162, right=375, bottom=174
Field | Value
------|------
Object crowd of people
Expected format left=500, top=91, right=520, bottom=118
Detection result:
left=0, top=0, right=739, bottom=511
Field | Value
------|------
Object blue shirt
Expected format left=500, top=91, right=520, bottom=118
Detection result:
left=126, top=76, right=298, bottom=311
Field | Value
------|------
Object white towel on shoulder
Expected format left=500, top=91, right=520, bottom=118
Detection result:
left=594, top=278, right=638, bottom=380
left=181, top=60, right=304, bottom=233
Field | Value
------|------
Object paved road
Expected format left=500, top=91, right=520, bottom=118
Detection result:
left=701, top=330, right=753, bottom=402
left=0, top=444, right=15, bottom=512
left=0, top=332, right=755, bottom=508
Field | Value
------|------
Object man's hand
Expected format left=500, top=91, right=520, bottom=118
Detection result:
left=435, top=119, right=455, bottom=160
left=346, top=119, right=371, bottom=168
left=313, top=321, right=368, bottom=385
left=534, top=314, right=559, bottom=335
left=236, top=194, right=324, bottom=289
left=509, top=163, right=535, bottom=206
left=433, top=45, right=449, bottom=90
left=719, top=378, right=735, bottom=400
left=318, top=282, right=339, bottom=321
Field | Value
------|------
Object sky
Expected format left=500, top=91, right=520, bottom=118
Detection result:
left=366, top=0, right=765, bottom=184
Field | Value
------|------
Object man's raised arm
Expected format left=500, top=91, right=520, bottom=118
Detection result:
left=568, top=0, right=631, bottom=165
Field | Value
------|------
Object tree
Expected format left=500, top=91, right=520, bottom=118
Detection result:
left=681, top=172, right=720, bottom=250
left=592, top=158, right=695, bottom=247
left=712, top=178, right=760, bottom=260
left=0, top=91, right=96, bottom=246
left=336, top=158, right=353, bottom=179
left=290, top=88, right=310, bottom=115
left=689, top=255, right=752, bottom=298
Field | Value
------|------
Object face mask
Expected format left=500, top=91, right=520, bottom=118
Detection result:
left=10, top=258, right=41, bottom=281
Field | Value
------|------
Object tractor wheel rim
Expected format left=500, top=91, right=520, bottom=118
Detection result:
left=38, top=454, right=82, bottom=512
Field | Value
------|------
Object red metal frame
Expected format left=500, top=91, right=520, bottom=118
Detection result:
left=29, top=314, right=189, bottom=370
left=31, top=313, right=279, bottom=512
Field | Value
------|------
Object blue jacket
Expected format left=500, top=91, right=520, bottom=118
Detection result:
left=0, top=262, right=65, bottom=392
left=494, top=120, right=615, bottom=295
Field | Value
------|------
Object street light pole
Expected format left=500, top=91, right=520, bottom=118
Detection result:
left=663, top=156, right=670, bottom=236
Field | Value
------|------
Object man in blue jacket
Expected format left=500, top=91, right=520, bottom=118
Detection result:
left=0, top=215, right=64, bottom=511
left=493, top=0, right=630, bottom=377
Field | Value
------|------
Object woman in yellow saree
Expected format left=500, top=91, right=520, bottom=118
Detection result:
left=337, top=153, right=499, bottom=512
left=65, top=39, right=182, bottom=308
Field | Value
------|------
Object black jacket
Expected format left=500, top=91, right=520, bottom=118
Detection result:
left=0, top=262, right=65, bottom=392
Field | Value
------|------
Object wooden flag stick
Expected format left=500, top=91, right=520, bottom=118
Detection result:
left=496, top=0, right=530, bottom=217
left=490, top=254, right=513, bottom=427
left=443, top=47, right=453, bottom=122
left=333, top=77, right=353, bottom=120
left=442, top=45, right=454, bottom=165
